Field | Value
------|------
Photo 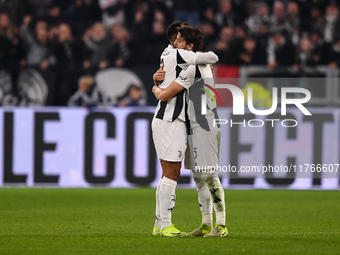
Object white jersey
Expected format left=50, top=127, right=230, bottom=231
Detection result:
left=154, top=45, right=201, bottom=122
left=175, top=64, right=220, bottom=134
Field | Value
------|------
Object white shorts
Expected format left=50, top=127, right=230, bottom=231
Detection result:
left=152, top=117, right=187, bottom=162
left=185, top=129, right=220, bottom=171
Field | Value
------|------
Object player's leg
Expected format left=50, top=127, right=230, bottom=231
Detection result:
left=202, top=176, right=228, bottom=237
left=187, top=176, right=214, bottom=236
left=159, top=160, right=180, bottom=228
left=204, top=130, right=227, bottom=237
left=186, top=134, right=213, bottom=236
left=189, top=130, right=227, bottom=237
left=153, top=179, right=162, bottom=235
left=159, top=161, right=187, bottom=237
left=153, top=159, right=166, bottom=235
left=194, top=177, right=213, bottom=226
left=152, top=118, right=163, bottom=235
left=152, top=118, right=187, bottom=237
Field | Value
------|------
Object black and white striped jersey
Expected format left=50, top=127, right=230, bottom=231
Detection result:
left=154, top=45, right=218, bottom=122
left=175, top=64, right=220, bottom=134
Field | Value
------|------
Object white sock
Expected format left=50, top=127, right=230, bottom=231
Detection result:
left=154, top=179, right=162, bottom=229
left=159, top=177, right=177, bottom=229
left=203, top=177, right=226, bottom=226
left=194, top=177, right=213, bottom=226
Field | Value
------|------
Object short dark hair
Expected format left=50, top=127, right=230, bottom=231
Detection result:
left=177, top=26, right=204, bottom=52
left=166, top=21, right=189, bottom=41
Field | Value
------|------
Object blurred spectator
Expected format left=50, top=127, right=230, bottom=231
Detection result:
left=322, top=2, right=340, bottom=43
left=66, top=0, right=102, bottom=36
left=153, top=0, right=173, bottom=27
left=269, top=1, right=287, bottom=34
left=215, top=0, right=239, bottom=29
left=211, top=26, right=236, bottom=64
left=54, top=23, right=85, bottom=105
left=294, top=37, right=319, bottom=69
left=237, top=36, right=266, bottom=65
left=199, top=20, right=218, bottom=51
left=231, top=24, right=247, bottom=57
left=111, top=24, right=139, bottom=67
left=0, top=12, right=25, bottom=94
left=43, top=5, right=63, bottom=26
left=48, top=24, right=60, bottom=45
left=68, top=75, right=103, bottom=107
left=111, top=22, right=124, bottom=42
left=118, top=84, right=146, bottom=106
left=324, top=36, right=340, bottom=68
left=22, top=17, right=56, bottom=69
left=0, top=12, right=17, bottom=45
left=247, top=2, right=270, bottom=37
left=0, top=0, right=26, bottom=26
left=22, top=15, right=57, bottom=105
left=173, top=0, right=201, bottom=27
left=286, top=1, right=307, bottom=46
left=126, top=0, right=172, bottom=46
left=26, top=0, right=55, bottom=19
left=83, top=22, right=114, bottom=74
left=125, top=1, right=152, bottom=43
left=267, top=31, right=295, bottom=69
left=308, top=29, right=324, bottom=65
left=234, top=24, right=246, bottom=40
left=200, top=0, right=217, bottom=25
left=143, top=20, right=168, bottom=66
left=307, top=4, right=324, bottom=34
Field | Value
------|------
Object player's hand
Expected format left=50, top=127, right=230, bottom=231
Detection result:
left=154, top=64, right=165, bottom=83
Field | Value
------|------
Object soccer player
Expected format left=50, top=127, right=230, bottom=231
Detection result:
left=153, top=26, right=228, bottom=237
left=152, top=22, right=219, bottom=237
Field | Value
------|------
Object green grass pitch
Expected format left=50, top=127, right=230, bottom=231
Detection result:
left=0, top=188, right=339, bottom=255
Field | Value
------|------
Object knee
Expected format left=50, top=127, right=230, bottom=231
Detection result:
left=162, top=161, right=181, bottom=181
left=193, top=177, right=206, bottom=190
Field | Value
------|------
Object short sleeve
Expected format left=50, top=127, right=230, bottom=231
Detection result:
left=175, top=65, right=196, bottom=89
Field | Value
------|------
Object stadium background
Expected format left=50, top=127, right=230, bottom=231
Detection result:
left=0, top=0, right=339, bottom=189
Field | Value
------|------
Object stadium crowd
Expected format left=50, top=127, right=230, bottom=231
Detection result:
left=0, top=0, right=340, bottom=106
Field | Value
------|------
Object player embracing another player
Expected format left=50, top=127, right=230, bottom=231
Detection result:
left=153, top=25, right=228, bottom=237
left=151, top=22, right=220, bottom=237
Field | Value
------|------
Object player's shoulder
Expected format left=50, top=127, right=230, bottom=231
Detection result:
left=161, top=44, right=176, bottom=57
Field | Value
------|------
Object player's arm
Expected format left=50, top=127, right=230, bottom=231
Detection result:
left=152, top=85, right=165, bottom=100
left=155, top=65, right=196, bottom=101
left=154, top=82, right=184, bottom=101
left=195, top=52, right=219, bottom=64
left=178, top=50, right=219, bottom=65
